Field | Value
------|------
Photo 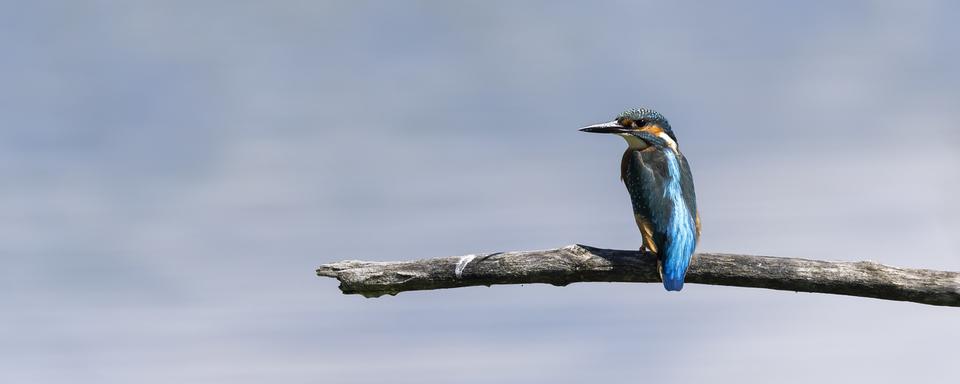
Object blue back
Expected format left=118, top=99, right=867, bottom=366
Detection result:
left=660, top=152, right=698, bottom=291
left=622, top=147, right=699, bottom=291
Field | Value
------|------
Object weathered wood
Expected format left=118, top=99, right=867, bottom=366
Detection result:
left=316, top=244, right=960, bottom=307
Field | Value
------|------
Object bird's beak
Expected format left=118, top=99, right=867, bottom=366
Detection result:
left=578, top=120, right=627, bottom=134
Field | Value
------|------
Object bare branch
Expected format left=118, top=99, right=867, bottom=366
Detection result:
left=316, top=244, right=960, bottom=307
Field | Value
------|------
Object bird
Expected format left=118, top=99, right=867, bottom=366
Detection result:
left=580, top=107, right=700, bottom=291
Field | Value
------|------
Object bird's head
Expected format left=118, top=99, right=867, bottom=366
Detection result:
left=579, top=107, right=679, bottom=152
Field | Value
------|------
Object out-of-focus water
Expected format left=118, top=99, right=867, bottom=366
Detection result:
left=2, top=2, right=958, bottom=383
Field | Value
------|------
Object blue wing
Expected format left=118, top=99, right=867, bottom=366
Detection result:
left=622, top=148, right=699, bottom=291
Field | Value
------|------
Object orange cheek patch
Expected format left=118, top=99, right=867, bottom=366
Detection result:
left=642, top=124, right=665, bottom=136
left=641, top=124, right=679, bottom=153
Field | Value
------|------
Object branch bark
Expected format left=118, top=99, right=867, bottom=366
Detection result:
left=316, top=244, right=960, bottom=307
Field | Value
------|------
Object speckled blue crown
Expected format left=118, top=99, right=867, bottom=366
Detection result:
left=618, top=107, right=676, bottom=141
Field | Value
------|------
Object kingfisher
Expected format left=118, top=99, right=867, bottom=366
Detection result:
left=580, top=107, right=701, bottom=291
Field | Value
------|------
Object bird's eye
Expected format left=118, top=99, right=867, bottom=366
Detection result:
left=635, top=120, right=647, bottom=127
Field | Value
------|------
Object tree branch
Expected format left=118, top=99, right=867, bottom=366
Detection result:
left=316, top=244, right=960, bottom=307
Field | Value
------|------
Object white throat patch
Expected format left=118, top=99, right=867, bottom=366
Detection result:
left=619, top=132, right=679, bottom=153
left=619, top=133, right=650, bottom=149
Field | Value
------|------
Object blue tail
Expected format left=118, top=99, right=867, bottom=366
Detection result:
left=662, top=255, right=689, bottom=291
left=661, top=225, right=696, bottom=291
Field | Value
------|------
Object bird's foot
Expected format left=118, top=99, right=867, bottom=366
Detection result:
left=656, top=257, right=664, bottom=281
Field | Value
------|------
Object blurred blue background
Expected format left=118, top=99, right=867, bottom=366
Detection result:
left=2, top=1, right=959, bottom=383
